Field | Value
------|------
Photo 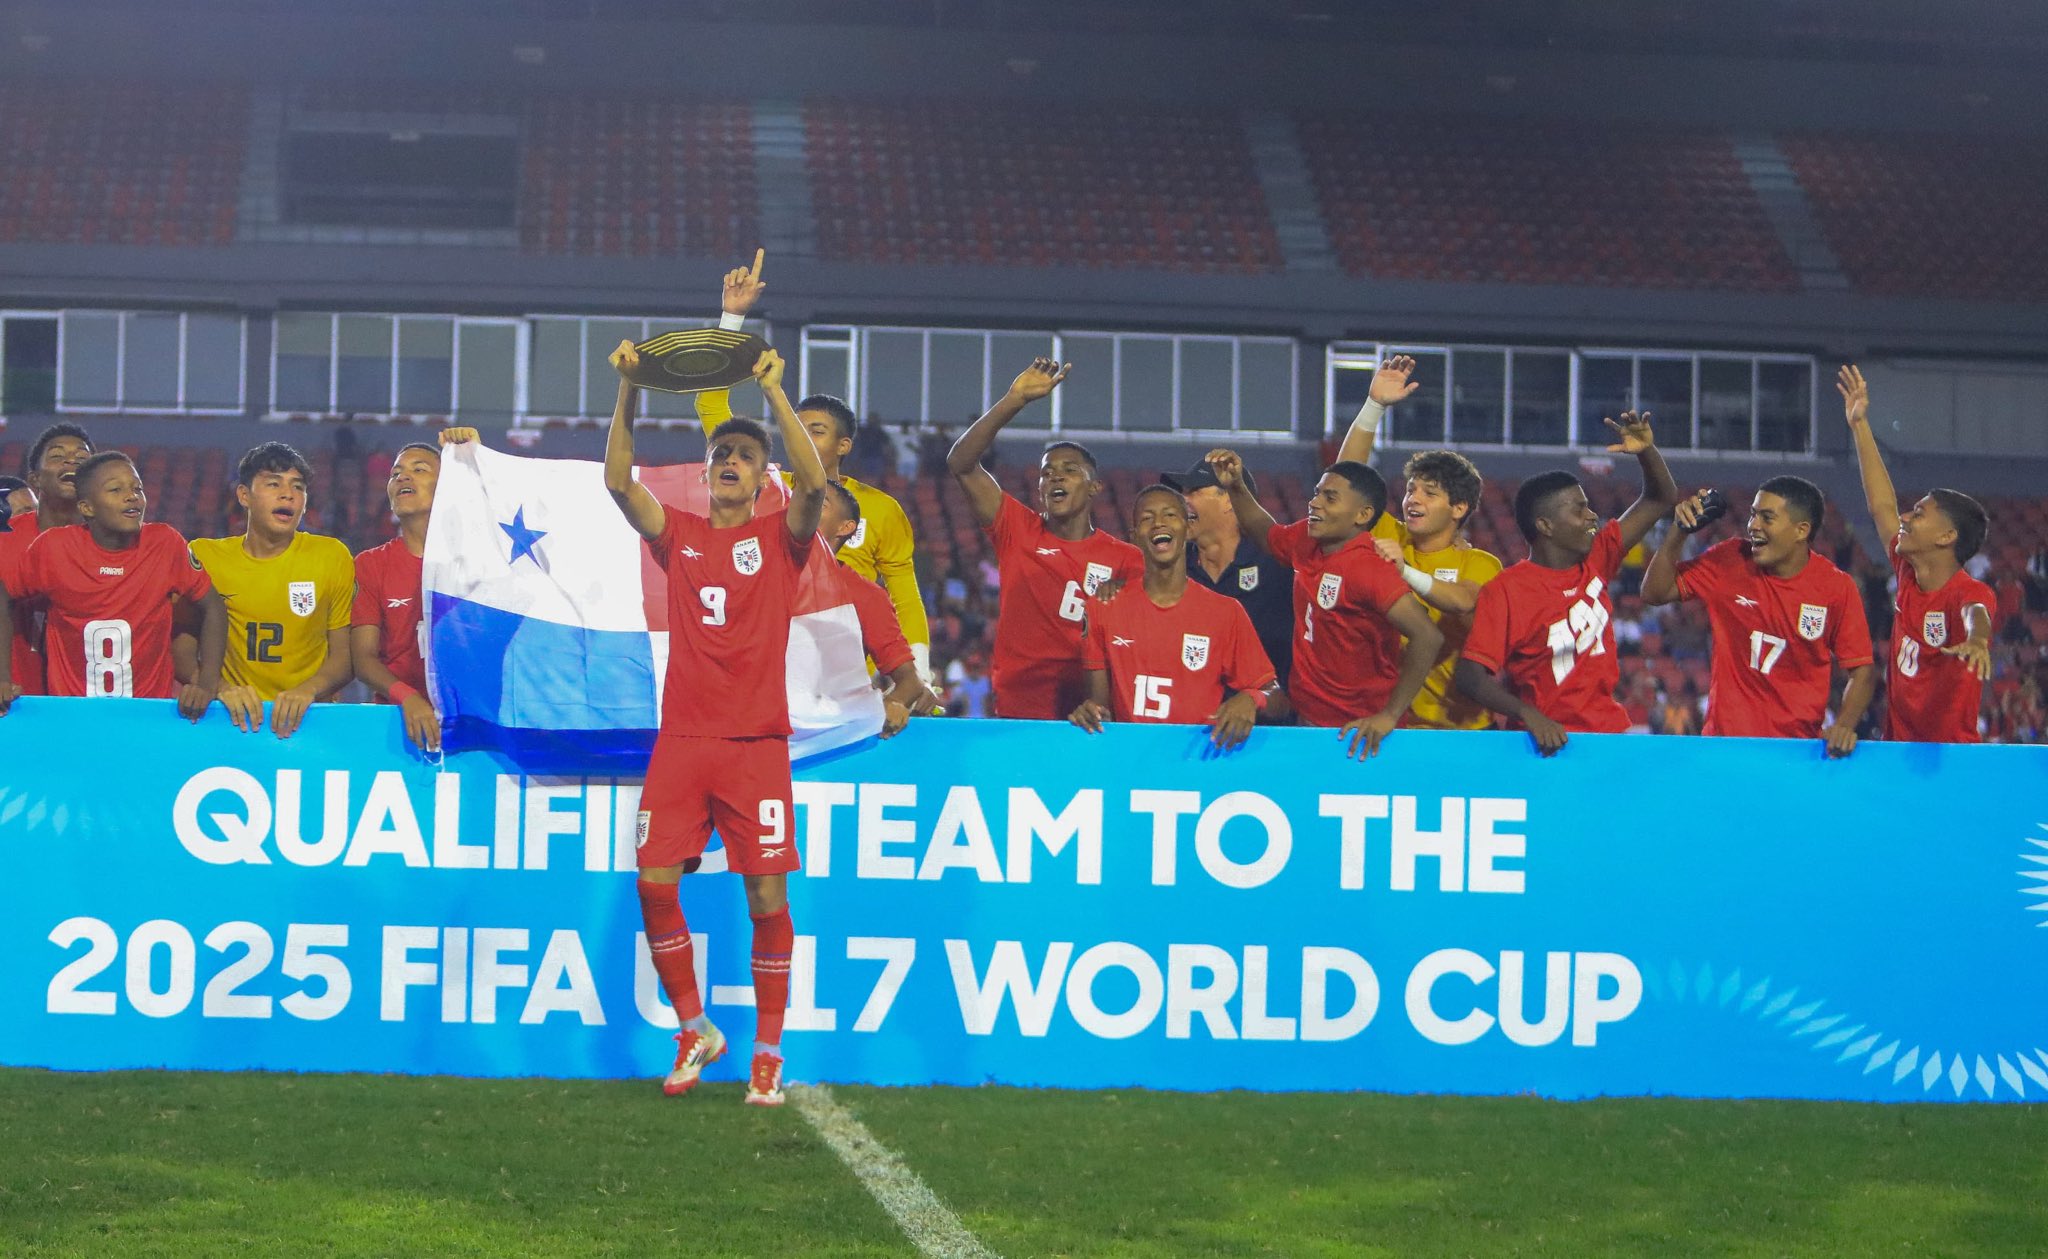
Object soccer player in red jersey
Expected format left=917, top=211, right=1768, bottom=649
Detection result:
left=350, top=431, right=475, bottom=752
left=1455, top=413, right=1680, bottom=753
left=0, top=423, right=95, bottom=695
left=1643, top=475, right=1876, bottom=755
left=605, top=338, right=825, bottom=1107
left=947, top=358, right=1145, bottom=720
left=1069, top=484, right=1282, bottom=748
left=0, top=451, right=232, bottom=721
left=1206, top=449, right=1443, bottom=758
left=1838, top=365, right=1995, bottom=742
left=817, top=482, right=939, bottom=737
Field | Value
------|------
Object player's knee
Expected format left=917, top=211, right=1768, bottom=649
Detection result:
left=743, top=874, right=787, bottom=917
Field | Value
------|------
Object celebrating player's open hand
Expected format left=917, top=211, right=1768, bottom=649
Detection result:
left=1006, top=357, right=1071, bottom=405
left=609, top=338, right=640, bottom=377
left=1603, top=411, right=1655, bottom=454
left=1209, top=692, right=1259, bottom=751
left=1068, top=697, right=1111, bottom=734
left=1369, top=354, right=1421, bottom=407
left=1341, top=710, right=1398, bottom=760
left=1837, top=364, right=1869, bottom=428
left=723, top=248, right=766, bottom=317
left=216, top=684, right=263, bottom=733
left=1940, top=638, right=1994, bottom=681
left=1203, top=449, right=1244, bottom=491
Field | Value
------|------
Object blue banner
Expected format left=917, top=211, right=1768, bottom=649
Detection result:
left=3, top=698, right=2045, bottom=1101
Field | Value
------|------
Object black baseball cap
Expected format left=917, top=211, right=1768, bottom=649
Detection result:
left=1160, top=458, right=1255, bottom=496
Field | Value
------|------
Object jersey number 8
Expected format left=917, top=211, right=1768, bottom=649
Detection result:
left=83, top=618, right=134, bottom=698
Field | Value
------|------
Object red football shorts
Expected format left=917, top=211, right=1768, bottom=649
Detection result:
left=637, top=733, right=798, bottom=875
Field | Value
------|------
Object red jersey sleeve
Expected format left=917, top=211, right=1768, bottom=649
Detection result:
left=1221, top=601, right=1276, bottom=692
left=1831, top=574, right=1875, bottom=669
left=1265, top=520, right=1311, bottom=566
left=645, top=504, right=684, bottom=569
left=988, top=494, right=1034, bottom=549
left=1359, top=552, right=1407, bottom=615
left=1080, top=602, right=1109, bottom=670
left=161, top=528, right=212, bottom=602
left=1675, top=538, right=1739, bottom=602
left=1588, top=522, right=1626, bottom=581
left=851, top=579, right=914, bottom=676
left=1462, top=580, right=1510, bottom=674
left=351, top=546, right=386, bottom=626
left=12, top=531, right=51, bottom=597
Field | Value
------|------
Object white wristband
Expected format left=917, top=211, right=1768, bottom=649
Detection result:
left=1400, top=564, right=1435, bottom=598
left=1351, top=398, right=1387, bottom=436
left=910, top=642, right=937, bottom=691
left=719, top=311, right=746, bottom=332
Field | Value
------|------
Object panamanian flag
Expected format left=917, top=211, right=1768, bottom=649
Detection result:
left=422, top=442, right=882, bottom=768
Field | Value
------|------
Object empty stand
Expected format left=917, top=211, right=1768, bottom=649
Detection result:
left=804, top=99, right=1283, bottom=273
left=1781, top=132, right=2048, bottom=303
left=1298, top=113, right=1798, bottom=292
left=0, top=82, right=247, bottom=247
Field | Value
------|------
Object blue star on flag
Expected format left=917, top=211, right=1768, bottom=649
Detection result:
left=500, top=506, right=548, bottom=566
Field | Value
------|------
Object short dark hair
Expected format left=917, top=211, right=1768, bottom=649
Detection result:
left=237, top=441, right=312, bottom=487
left=1130, top=483, right=1190, bottom=521
left=394, top=441, right=440, bottom=462
left=1514, top=470, right=1582, bottom=542
left=1757, top=475, right=1825, bottom=531
left=1403, top=449, right=1483, bottom=514
left=1324, top=460, right=1388, bottom=528
left=26, top=423, right=93, bottom=476
left=707, top=417, right=773, bottom=455
left=1927, top=488, right=1989, bottom=563
left=796, top=395, right=858, bottom=444
left=75, top=450, right=137, bottom=494
left=824, top=480, right=860, bottom=525
left=1042, top=440, right=1099, bottom=476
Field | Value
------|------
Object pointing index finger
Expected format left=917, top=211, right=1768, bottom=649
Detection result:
left=749, top=247, right=765, bottom=280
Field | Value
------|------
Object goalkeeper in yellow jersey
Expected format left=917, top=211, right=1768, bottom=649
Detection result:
left=188, top=442, right=356, bottom=737
left=694, top=250, right=938, bottom=692
left=1338, top=356, right=1503, bottom=730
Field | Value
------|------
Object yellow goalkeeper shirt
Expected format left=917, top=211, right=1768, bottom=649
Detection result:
left=1371, top=517, right=1501, bottom=730
left=190, top=532, right=355, bottom=698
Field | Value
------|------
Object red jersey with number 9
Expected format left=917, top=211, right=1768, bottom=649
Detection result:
left=1676, top=538, right=1874, bottom=738
left=646, top=506, right=809, bottom=739
left=1463, top=522, right=1629, bottom=733
left=987, top=494, right=1144, bottom=720
left=10, top=523, right=211, bottom=699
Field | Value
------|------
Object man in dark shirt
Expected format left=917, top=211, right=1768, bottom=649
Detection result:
left=1162, top=459, right=1295, bottom=687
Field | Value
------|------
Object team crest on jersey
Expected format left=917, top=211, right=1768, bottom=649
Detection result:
left=1797, top=602, right=1828, bottom=641
left=1922, top=611, right=1948, bottom=647
left=1317, top=573, right=1343, bottom=610
left=635, top=810, right=651, bottom=849
left=1181, top=633, right=1211, bottom=671
left=732, top=536, right=763, bottom=576
left=1238, top=567, right=1259, bottom=592
left=287, top=581, right=317, bottom=618
left=1083, top=562, right=1113, bottom=596
left=847, top=517, right=868, bottom=549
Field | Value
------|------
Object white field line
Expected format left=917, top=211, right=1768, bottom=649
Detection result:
left=787, top=1083, right=1001, bottom=1259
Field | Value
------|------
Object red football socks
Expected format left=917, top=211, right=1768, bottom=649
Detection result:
left=637, top=879, right=703, bottom=1023
left=750, top=907, right=794, bottom=1052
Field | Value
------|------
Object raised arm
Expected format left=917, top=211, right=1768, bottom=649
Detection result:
left=1204, top=449, right=1277, bottom=553
left=604, top=341, right=666, bottom=541
left=1838, top=365, right=1900, bottom=541
left=948, top=357, right=1070, bottom=528
left=1605, top=411, right=1680, bottom=553
left=1335, top=354, right=1420, bottom=466
left=1641, top=491, right=1710, bottom=606
left=757, top=350, right=825, bottom=541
